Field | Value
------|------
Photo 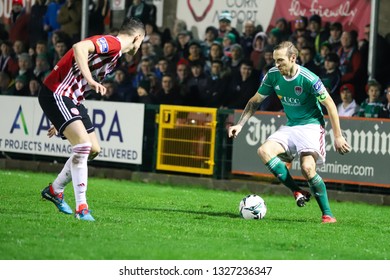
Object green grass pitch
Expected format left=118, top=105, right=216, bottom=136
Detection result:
left=0, top=169, right=389, bottom=260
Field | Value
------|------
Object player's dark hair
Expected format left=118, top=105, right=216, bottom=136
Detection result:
left=120, top=17, right=145, bottom=36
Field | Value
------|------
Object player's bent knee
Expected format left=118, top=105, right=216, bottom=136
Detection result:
left=257, top=145, right=272, bottom=162
left=300, top=163, right=316, bottom=179
left=72, top=142, right=92, bottom=167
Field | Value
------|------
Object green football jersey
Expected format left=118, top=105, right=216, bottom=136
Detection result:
left=358, top=99, right=384, bottom=118
left=258, top=65, right=325, bottom=126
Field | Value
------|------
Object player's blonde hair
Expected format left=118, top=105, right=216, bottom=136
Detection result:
left=274, top=41, right=298, bottom=58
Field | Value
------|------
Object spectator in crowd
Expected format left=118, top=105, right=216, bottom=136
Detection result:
left=250, top=31, right=268, bottom=71
left=337, top=30, right=365, bottom=103
left=240, top=20, right=256, bottom=59
left=216, top=11, right=240, bottom=44
left=44, top=0, right=65, bottom=44
left=143, top=0, right=157, bottom=25
left=381, top=84, right=390, bottom=118
left=143, top=21, right=160, bottom=43
left=358, top=79, right=384, bottom=118
left=204, top=41, right=225, bottom=75
left=47, top=30, right=71, bottom=61
left=176, top=30, right=191, bottom=59
left=225, top=60, right=260, bottom=109
left=154, top=74, right=183, bottom=105
left=162, top=40, right=179, bottom=74
left=135, top=78, right=155, bottom=104
left=113, top=67, right=136, bottom=102
left=148, top=31, right=163, bottom=59
left=288, top=16, right=310, bottom=45
left=100, top=80, right=121, bottom=102
left=187, top=40, right=205, bottom=66
left=217, top=12, right=231, bottom=41
left=16, top=52, right=34, bottom=84
left=28, top=77, right=42, bottom=97
left=308, top=14, right=329, bottom=55
left=119, top=52, right=140, bottom=76
left=13, top=40, right=27, bottom=58
left=228, top=44, right=244, bottom=77
left=125, top=0, right=151, bottom=25
left=359, top=24, right=390, bottom=88
left=88, top=0, right=109, bottom=36
left=57, top=0, right=82, bottom=44
left=146, top=72, right=160, bottom=98
left=260, top=45, right=275, bottom=75
left=140, top=41, right=157, bottom=65
left=200, top=59, right=228, bottom=108
left=175, top=58, right=190, bottom=99
left=267, top=28, right=282, bottom=48
left=11, top=74, right=29, bottom=96
left=298, top=45, right=321, bottom=75
left=337, top=83, right=360, bottom=117
left=185, top=60, right=208, bottom=106
left=222, top=32, right=237, bottom=58
left=0, top=71, right=14, bottom=95
left=29, top=0, right=48, bottom=49
left=314, top=41, right=331, bottom=71
left=113, top=69, right=136, bottom=102
left=0, top=22, right=9, bottom=42
left=274, top=17, right=291, bottom=42
left=33, top=53, right=51, bottom=82
left=52, top=38, right=70, bottom=66
left=320, top=52, right=342, bottom=106
left=30, top=40, right=52, bottom=68
left=327, top=22, right=342, bottom=53
left=203, top=26, right=219, bottom=58
left=171, top=19, right=188, bottom=40
left=154, top=57, right=170, bottom=81
left=132, top=57, right=153, bottom=90
left=0, top=41, right=19, bottom=77
left=7, top=0, right=30, bottom=47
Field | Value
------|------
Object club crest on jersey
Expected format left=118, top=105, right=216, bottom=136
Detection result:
left=97, top=37, right=109, bottom=53
left=294, top=86, right=303, bottom=96
left=70, top=108, right=80, bottom=115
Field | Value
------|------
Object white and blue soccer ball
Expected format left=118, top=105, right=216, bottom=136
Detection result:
left=239, top=194, right=267, bottom=220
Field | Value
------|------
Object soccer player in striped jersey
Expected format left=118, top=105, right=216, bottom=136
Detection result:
left=39, top=17, right=145, bottom=221
left=228, top=41, right=351, bottom=223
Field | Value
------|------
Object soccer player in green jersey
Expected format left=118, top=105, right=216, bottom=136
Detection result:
left=228, top=41, right=351, bottom=223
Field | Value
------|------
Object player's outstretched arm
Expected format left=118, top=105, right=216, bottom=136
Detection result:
left=228, top=93, right=264, bottom=138
left=321, top=94, right=351, bottom=155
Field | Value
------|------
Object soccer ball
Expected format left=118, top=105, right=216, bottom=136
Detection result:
left=239, top=194, right=267, bottom=220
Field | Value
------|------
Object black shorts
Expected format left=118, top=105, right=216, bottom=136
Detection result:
left=38, top=85, right=94, bottom=139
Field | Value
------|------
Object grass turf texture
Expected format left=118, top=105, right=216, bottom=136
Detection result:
left=0, top=169, right=389, bottom=260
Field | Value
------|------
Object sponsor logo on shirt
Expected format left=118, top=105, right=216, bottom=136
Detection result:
left=97, top=37, right=109, bottom=53
left=275, top=85, right=280, bottom=90
left=280, top=96, right=301, bottom=106
left=313, top=79, right=324, bottom=92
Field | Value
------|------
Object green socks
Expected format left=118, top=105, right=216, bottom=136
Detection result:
left=308, top=174, right=333, bottom=216
left=265, top=157, right=300, bottom=192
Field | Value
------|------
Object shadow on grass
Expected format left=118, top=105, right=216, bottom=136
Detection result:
left=126, top=206, right=240, bottom=219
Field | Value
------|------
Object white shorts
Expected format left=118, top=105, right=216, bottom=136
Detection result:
left=267, top=124, right=326, bottom=165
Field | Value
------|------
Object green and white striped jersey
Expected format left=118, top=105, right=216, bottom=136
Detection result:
left=258, top=65, right=326, bottom=126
